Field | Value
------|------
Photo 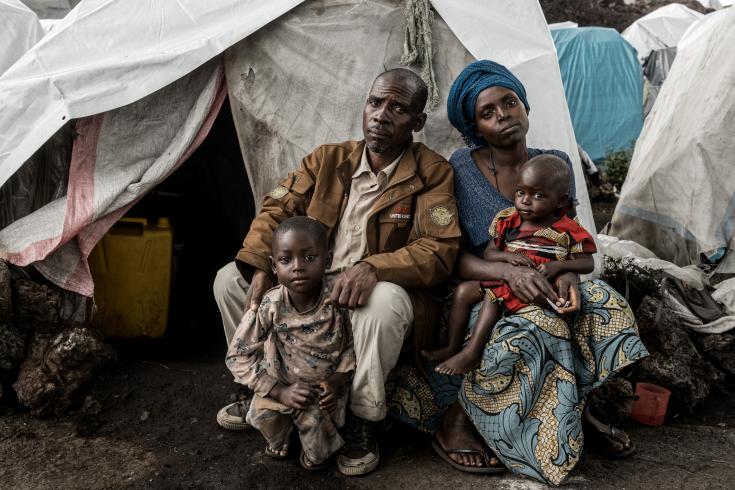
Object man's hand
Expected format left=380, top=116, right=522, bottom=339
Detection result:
left=554, top=272, right=581, bottom=315
left=330, top=262, right=378, bottom=309
left=506, top=266, right=560, bottom=305
left=245, top=269, right=274, bottom=311
left=269, top=382, right=318, bottom=410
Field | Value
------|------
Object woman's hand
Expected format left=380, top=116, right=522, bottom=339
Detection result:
left=554, top=272, right=581, bottom=315
left=506, top=254, right=535, bottom=268
left=506, top=266, right=559, bottom=304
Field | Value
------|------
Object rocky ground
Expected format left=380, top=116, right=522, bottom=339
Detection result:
left=540, top=0, right=710, bottom=31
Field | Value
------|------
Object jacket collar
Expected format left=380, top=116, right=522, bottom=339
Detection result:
left=337, top=140, right=418, bottom=192
left=336, top=142, right=364, bottom=192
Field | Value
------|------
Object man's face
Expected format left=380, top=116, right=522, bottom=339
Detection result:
left=362, top=75, right=425, bottom=154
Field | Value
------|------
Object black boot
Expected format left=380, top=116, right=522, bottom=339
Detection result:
left=337, top=412, right=380, bottom=476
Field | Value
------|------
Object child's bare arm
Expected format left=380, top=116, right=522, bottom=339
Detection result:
left=537, top=253, right=594, bottom=279
left=483, top=240, right=535, bottom=267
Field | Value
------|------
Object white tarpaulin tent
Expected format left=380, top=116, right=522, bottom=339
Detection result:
left=0, top=0, right=304, bottom=189
left=696, top=0, right=734, bottom=9
left=0, top=0, right=595, bottom=295
left=19, top=0, right=79, bottom=19
left=622, top=3, right=704, bottom=62
left=548, top=21, right=578, bottom=30
left=0, top=0, right=43, bottom=75
left=610, top=7, right=735, bottom=273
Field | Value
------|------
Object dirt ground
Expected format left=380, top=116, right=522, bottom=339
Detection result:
left=2, top=352, right=735, bottom=490
left=591, top=200, right=617, bottom=233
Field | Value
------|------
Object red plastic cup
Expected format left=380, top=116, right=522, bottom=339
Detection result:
left=631, top=382, right=671, bottom=426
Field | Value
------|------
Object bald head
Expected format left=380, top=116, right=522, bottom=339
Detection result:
left=520, top=154, right=572, bottom=195
left=374, top=68, right=428, bottom=113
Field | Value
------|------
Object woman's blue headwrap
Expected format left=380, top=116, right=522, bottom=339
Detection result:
left=447, top=60, right=530, bottom=147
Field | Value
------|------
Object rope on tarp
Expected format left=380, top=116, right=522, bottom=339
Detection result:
left=400, top=0, right=439, bottom=111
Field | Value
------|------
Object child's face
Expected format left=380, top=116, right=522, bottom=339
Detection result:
left=270, top=229, right=330, bottom=295
left=514, top=166, right=565, bottom=224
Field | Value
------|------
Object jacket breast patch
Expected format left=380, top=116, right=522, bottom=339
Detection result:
left=389, top=206, right=412, bottom=220
left=429, top=206, right=454, bottom=226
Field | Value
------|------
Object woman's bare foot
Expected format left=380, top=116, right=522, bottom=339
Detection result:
left=582, top=401, right=635, bottom=457
left=434, top=348, right=482, bottom=375
left=435, top=402, right=502, bottom=469
left=421, top=345, right=461, bottom=362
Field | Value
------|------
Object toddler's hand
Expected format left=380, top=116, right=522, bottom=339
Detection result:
left=270, top=382, right=318, bottom=410
left=317, top=380, right=337, bottom=415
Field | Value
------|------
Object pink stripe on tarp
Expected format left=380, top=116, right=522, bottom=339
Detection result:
left=62, top=114, right=103, bottom=244
left=63, top=65, right=228, bottom=296
left=0, top=115, right=104, bottom=266
left=0, top=235, right=59, bottom=264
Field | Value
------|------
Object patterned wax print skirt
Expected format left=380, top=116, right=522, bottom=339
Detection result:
left=386, top=279, right=649, bottom=485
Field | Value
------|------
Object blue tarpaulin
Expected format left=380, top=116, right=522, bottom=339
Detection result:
left=551, top=27, right=643, bottom=163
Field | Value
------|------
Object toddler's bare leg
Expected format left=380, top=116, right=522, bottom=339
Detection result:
left=435, top=296, right=500, bottom=376
left=421, top=281, right=484, bottom=362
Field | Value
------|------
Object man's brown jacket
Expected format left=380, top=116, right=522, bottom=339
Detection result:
left=235, top=140, right=461, bottom=356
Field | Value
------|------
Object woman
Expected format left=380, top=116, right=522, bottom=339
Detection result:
left=387, top=61, right=649, bottom=485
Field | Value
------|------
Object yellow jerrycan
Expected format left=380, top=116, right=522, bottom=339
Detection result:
left=89, top=217, right=173, bottom=338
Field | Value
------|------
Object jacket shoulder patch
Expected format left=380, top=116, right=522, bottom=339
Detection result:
left=268, top=186, right=289, bottom=199
left=429, top=206, right=454, bottom=226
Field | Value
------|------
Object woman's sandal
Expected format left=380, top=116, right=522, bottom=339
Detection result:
left=300, top=450, right=328, bottom=471
left=264, top=443, right=289, bottom=460
left=431, top=437, right=506, bottom=474
left=587, top=425, right=637, bottom=459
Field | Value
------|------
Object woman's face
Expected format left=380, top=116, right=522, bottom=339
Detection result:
left=473, top=86, right=529, bottom=148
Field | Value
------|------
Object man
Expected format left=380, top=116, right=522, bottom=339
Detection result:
left=214, top=68, right=460, bottom=475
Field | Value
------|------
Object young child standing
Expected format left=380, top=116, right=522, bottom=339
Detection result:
left=226, top=216, right=354, bottom=470
left=422, top=154, right=596, bottom=375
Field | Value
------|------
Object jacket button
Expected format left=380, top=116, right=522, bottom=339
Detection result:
left=389, top=194, right=393, bottom=199
left=409, top=184, right=415, bottom=190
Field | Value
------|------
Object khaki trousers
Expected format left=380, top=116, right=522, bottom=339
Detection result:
left=213, top=262, right=412, bottom=421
